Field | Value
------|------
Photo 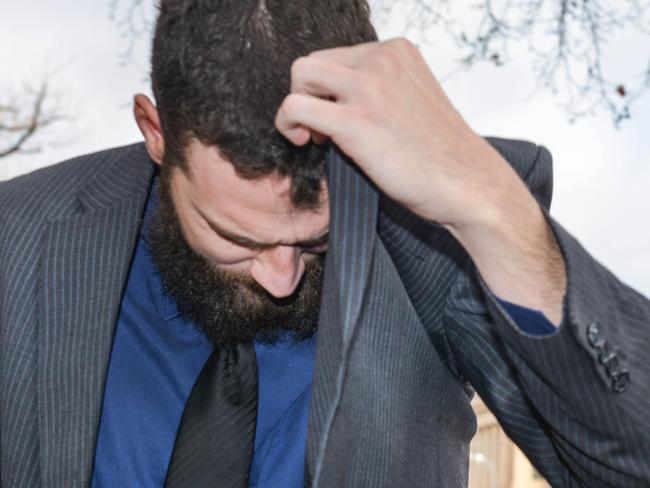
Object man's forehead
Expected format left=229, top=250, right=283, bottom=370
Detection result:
left=184, top=139, right=328, bottom=211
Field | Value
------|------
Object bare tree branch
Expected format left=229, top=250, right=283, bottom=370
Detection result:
left=110, top=0, right=155, bottom=68
left=374, top=0, right=650, bottom=126
left=0, top=81, right=70, bottom=159
left=113, top=0, right=650, bottom=126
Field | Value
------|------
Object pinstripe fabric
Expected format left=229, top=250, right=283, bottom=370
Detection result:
left=307, top=153, right=379, bottom=487
left=306, top=137, right=650, bottom=487
left=449, top=141, right=649, bottom=487
left=311, top=235, right=476, bottom=487
left=39, top=200, right=148, bottom=487
left=1, top=144, right=154, bottom=487
left=1, top=138, right=649, bottom=487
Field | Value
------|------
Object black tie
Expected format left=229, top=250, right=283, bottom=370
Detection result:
left=164, top=343, right=258, bottom=488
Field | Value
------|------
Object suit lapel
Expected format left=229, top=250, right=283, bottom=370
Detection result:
left=306, top=147, right=379, bottom=485
left=37, top=145, right=154, bottom=487
left=325, top=147, right=379, bottom=343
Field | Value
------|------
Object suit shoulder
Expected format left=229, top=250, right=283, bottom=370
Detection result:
left=485, top=136, right=550, bottom=173
left=484, top=136, right=554, bottom=208
left=0, top=143, right=145, bottom=221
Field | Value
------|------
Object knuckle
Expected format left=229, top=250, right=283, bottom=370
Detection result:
left=277, top=96, right=297, bottom=125
left=290, top=56, right=310, bottom=80
left=283, top=93, right=305, bottom=115
left=389, top=37, right=408, bottom=51
left=376, top=45, right=401, bottom=71
left=399, top=37, right=417, bottom=51
left=391, top=37, right=418, bottom=58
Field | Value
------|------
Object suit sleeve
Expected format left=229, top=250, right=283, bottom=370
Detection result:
left=443, top=145, right=650, bottom=487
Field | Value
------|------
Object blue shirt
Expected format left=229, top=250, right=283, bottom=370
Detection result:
left=90, top=182, right=555, bottom=487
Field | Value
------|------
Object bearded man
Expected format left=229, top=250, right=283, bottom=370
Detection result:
left=0, top=1, right=648, bottom=487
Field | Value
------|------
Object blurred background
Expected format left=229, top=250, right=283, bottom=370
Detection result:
left=1, top=1, right=648, bottom=486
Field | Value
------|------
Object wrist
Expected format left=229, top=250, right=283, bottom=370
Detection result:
left=443, top=181, right=566, bottom=326
left=432, top=137, right=522, bottom=232
left=442, top=168, right=526, bottom=240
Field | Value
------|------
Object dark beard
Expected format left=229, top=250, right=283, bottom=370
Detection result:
left=146, top=170, right=324, bottom=348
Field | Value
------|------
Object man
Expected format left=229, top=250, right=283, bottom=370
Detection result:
left=0, top=1, right=648, bottom=487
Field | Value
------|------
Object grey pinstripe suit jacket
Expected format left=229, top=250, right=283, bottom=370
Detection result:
left=1, top=138, right=649, bottom=487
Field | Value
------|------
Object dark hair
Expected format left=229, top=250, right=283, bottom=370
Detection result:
left=151, top=0, right=378, bottom=209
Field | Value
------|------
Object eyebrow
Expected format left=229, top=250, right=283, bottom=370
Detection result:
left=205, top=218, right=329, bottom=250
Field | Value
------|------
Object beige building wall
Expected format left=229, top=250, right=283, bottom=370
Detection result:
left=469, top=397, right=550, bottom=488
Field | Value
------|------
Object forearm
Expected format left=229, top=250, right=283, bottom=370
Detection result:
left=439, top=140, right=650, bottom=485
left=442, top=166, right=566, bottom=326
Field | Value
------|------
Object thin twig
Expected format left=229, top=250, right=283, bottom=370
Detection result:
left=0, top=82, right=69, bottom=159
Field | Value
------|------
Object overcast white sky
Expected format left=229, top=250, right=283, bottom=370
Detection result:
left=1, top=0, right=649, bottom=296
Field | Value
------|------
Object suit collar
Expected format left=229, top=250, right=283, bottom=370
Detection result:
left=76, top=143, right=155, bottom=214
left=324, top=148, right=379, bottom=344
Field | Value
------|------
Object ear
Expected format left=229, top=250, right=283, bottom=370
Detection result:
left=133, top=93, right=165, bottom=166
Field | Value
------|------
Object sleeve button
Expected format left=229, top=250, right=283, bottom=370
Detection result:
left=587, top=322, right=602, bottom=348
left=604, top=355, right=621, bottom=377
left=612, top=370, right=630, bottom=393
left=597, top=341, right=613, bottom=365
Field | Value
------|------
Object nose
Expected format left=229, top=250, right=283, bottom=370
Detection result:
left=249, top=246, right=305, bottom=298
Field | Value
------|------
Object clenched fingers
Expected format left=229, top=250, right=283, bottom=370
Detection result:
left=275, top=93, right=350, bottom=147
